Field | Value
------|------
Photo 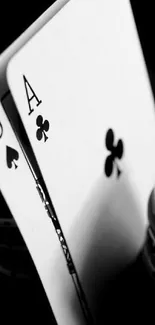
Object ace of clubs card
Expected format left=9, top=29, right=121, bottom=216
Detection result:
left=6, top=0, right=155, bottom=322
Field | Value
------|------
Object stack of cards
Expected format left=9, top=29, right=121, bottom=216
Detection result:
left=0, top=0, right=155, bottom=324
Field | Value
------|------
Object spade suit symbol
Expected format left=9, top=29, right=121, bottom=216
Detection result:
left=6, top=146, right=19, bottom=169
left=104, top=128, right=124, bottom=178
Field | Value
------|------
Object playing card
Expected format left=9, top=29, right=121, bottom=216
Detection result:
left=7, top=0, right=155, bottom=322
left=0, top=100, right=86, bottom=325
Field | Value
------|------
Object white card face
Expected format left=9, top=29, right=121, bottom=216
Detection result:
left=7, top=0, right=155, bottom=321
left=0, top=100, right=86, bottom=325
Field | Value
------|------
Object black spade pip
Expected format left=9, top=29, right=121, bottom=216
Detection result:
left=6, top=146, right=19, bottom=169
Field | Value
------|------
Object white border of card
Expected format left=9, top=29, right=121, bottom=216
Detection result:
left=4, top=0, right=155, bottom=324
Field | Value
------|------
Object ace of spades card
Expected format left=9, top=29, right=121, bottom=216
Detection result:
left=0, top=100, right=88, bottom=325
left=6, top=0, right=155, bottom=322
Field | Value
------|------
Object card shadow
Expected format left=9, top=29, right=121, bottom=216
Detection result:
left=67, top=173, right=146, bottom=324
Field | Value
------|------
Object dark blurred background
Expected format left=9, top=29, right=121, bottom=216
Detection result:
left=0, top=0, right=155, bottom=323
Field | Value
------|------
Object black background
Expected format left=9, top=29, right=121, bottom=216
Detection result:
left=0, top=1, right=155, bottom=323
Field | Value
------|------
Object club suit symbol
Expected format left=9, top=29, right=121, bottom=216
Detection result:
left=104, top=128, right=124, bottom=178
left=36, top=115, right=49, bottom=142
left=6, top=146, right=19, bottom=169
